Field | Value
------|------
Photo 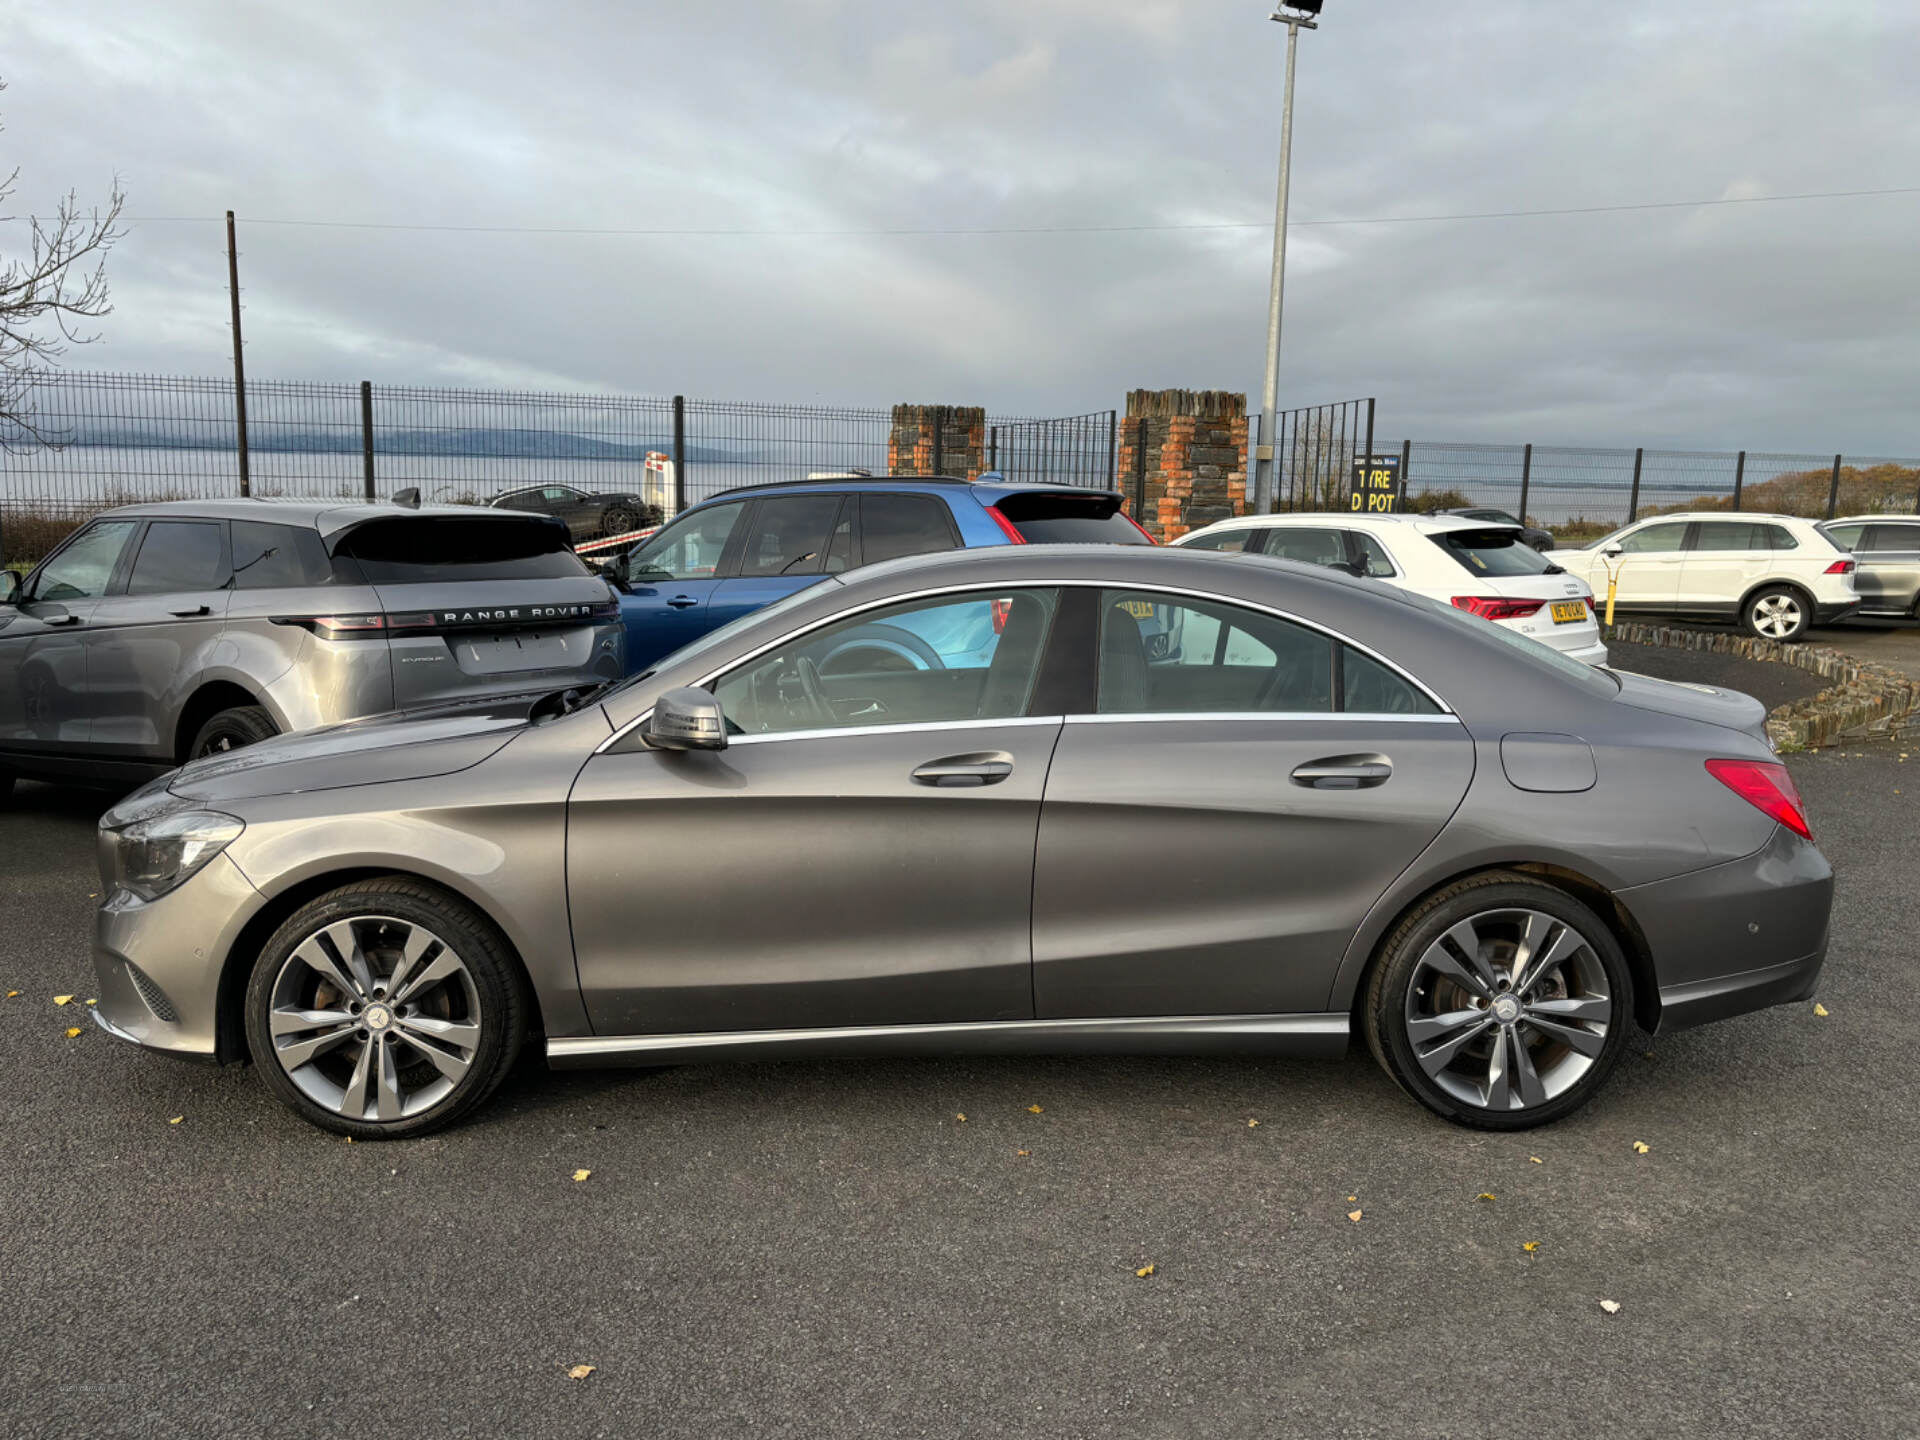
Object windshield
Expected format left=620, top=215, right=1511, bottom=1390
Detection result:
left=1430, top=528, right=1557, bottom=577
left=1397, top=590, right=1619, bottom=695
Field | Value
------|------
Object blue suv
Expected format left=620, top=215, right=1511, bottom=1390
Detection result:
left=601, top=474, right=1152, bottom=672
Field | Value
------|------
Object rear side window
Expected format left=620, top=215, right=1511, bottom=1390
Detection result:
left=1432, top=528, right=1554, bottom=577
left=1692, top=521, right=1777, bottom=551
left=1351, top=532, right=1397, bottom=577
left=127, top=521, right=228, bottom=594
left=1823, top=524, right=1866, bottom=550
left=337, top=517, right=589, bottom=583
left=993, top=492, right=1150, bottom=545
left=1864, top=524, right=1920, bottom=552
left=231, top=521, right=337, bottom=588
left=859, top=493, right=957, bottom=565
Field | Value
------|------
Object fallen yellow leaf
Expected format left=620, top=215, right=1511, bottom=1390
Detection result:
left=1346, top=1195, right=1357, bottom=1203
left=955, top=1113, right=967, bottom=1122
left=566, top=1365, right=596, bottom=1380
left=1529, top=1156, right=1543, bottom=1164
left=572, top=1169, right=592, bottom=1182
left=1026, top=1104, right=1044, bottom=1114
left=1475, top=1193, right=1497, bottom=1202
left=1522, top=1241, right=1540, bottom=1252
left=1599, top=1299, right=1621, bottom=1315
left=1347, top=1209, right=1363, bottom=1223
left=5, top=991, right=18, bottom=999
left=1632, top=1141, right=1650, bottom=1155
left=1813, top=1003, right=1829, bottom=1017
left=65, top=1027, right=82, bottom=1038
left=1135, top=1264, right=1155, bottom=1278
left=53, top=995, right=73, bottom=1006
left=1246, top=1118, right=1260, bottom=1128
left=1015, top=1149, right=1031, bottom=1157
left=345, top=1136, right=354, bottom=1143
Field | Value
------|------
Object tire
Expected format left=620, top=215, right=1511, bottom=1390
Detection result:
left=188, top=705, right=278, bottom=761
left=244, top=877, right=528, bottom=1140
left=1363, top=872, right=1634, bottom=1131
left=0, top=768, right=13, bottom=807
left=602, top=505, right=640, bottom=537
left=1743, top=585, right=1812, bottom=643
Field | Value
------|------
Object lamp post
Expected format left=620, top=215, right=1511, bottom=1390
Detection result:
left=1251, top=1, right=1323, bottom=515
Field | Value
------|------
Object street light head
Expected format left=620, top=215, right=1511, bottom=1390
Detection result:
left=1272, top=0, right=1324, bottom=17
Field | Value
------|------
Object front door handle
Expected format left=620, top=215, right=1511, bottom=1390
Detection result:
left=665, top=595, right=700, bottom=609
left=170, top=604, right=212, bottom=617
left=1291, top=754, right=1392, bottom=790
left=911, top=752, right=1015, bottom=788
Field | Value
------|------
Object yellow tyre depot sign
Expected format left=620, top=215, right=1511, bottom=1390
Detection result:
left=1349, top=455, right=1404, bottom=513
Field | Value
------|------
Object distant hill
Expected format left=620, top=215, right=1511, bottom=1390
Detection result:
left=1645, top=462, right=1920, bottom=519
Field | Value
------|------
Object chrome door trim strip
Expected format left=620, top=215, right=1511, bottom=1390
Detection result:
left=549, top=1012, right=1350, bottom=1066
left=728, top=715, right=1064, bottom=747
left=1063, top=711, right=1461, bottom=726
left=596, top=577, right=1452, bottom=753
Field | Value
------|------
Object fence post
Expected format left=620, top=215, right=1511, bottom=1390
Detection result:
left=1518, top=442, right=1532, bottom=526
left=1399, top=439, right=1410, bottom=509
left=226, top=210, right=251, bottom=497
left=1106, top=410, right=1118, bottom=493
left=1627, top=447, right=1644, bottom=523
left=931, top=405, right=946, bottom=477
left=1827, top=454, right=1842, bottom=519
left=671, top=396, right=687, bottom=514
left=988, top=425, right=998, bottom=472
left=359, top=381, right=375, bottom=501
left=1733, top=450, right=1745, bottom=510
left=1361, top=399, right=1376, bottom=509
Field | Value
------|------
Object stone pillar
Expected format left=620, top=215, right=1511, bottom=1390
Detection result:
left=888, top=403, right=986, bottom=479
left=1122, top=389, right=1248, bottom=542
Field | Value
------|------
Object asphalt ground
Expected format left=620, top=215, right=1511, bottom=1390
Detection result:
left=2, top=721, right=1917, bottom=1436
left=1605, top=638, right=1827, bottom=709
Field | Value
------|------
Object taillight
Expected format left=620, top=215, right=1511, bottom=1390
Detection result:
left=985, top=506, right=1028, bottom=545
left=990, top=598, right=1013, bottom=634
left=1705, top=758, right=1812, bottom=840
left=1584, top=595, right=1598, bottom=615
left=1451, top=596, right=1546, bottom=622
left=1121, top=511, right=1158, bottom=544
left=273, top=613, right=387, bottom=639
left=589, top=600, right=621, bottom=622
left=1824, top=559, right=1855, bottom=575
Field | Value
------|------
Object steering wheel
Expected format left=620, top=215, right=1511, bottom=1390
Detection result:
left=791, top=655, right=834, bottom=727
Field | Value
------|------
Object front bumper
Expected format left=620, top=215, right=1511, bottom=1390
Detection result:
left=91, top=852, right=266, bottom=1062
left=1618, top=825, right=1833, bottom=1034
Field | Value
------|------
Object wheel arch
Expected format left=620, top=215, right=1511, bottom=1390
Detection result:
left=172, top=680, right=269, bottom=764
left=1340, top=861, right=1660, bottom=1034
left=1736, top=577, right=1816, bottom=625
left=213, top=866, right=545, bottom=1064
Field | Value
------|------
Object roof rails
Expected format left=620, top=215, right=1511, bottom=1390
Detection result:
left=707, top=473, right=978, bottom=498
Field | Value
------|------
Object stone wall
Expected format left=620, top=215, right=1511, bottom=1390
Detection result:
left=1120, top=389, right=1249, bottom=542
left=888, top=404, right=986, bottom=479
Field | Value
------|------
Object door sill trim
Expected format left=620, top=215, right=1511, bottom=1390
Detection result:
left=548, top=1012, right=1350, bottom=1068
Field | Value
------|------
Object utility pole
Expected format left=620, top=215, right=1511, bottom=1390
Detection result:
left=1251, top=2, right=1324, bottom=514
left=226, top=210, right=251, bottom=497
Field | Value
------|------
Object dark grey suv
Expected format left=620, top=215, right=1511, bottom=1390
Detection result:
left=0, top=500, right=625, bottom=796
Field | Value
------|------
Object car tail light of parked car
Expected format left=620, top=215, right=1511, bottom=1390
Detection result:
left=986, top=506, right=1028, bottom=544
left=1705, top=758, right=1812, bottom=840
left=1451, top=595, right=1547, bottom=622
left=1824, top=559, right=1856, bottom=575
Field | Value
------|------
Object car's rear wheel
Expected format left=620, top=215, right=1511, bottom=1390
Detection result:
left=1744, top=585, right=1812, bottom=643
left=189, top=705, right=278, bottom=760
left=244, top=878, right=527, bottom=1139
left=1364, top=874, right=1633, bottom=1130
left=602, top=505, right=640, bottom=536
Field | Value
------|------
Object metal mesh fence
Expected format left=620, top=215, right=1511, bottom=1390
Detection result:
left=985, top=411, right=1117, bottom=489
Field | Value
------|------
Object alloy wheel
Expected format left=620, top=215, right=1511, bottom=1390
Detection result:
left=1751, top=593, right=1803, bottom=639
left=266, top=915, right=483, bottom=1123
left=1402, top=907, right=1613, bottom=1113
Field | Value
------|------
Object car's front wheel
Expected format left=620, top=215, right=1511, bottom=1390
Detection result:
left=1744, top=585, right=1812, bottom=643
left=244, top=878, right=527, bottom=1139
left=1364, top=874, right=1633, bottom=1130
left=602, top=505, right=640, bottom=536
left=189, top=705, right=278, bottom=760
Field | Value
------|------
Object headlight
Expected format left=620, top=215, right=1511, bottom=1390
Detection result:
left=104, top=809, right=245, bottom=902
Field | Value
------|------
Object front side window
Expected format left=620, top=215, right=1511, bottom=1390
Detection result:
left=30, top=520, right=139, bottom=601
left=713, top=588, right=1059, bottom=736
left=1616, top=522, right=1689, bottom=554
left=626, top=502, right=746, bottom=581
left=859, top=493, right=956, bottom=566
left=1181, top=527, right=1258, bottom=553
left=738, top=494, right=846, bottom=578
left=127, top=521, right=228, bottom=595
left=543, top=487, right=580, bottom=504
left=1262, top=527, right=1350, bottom=569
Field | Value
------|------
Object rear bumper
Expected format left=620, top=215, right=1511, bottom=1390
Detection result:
left=1813, top=599, right=1862, bottom=625
left=1559, top=637, right=1610, bottom=667
left=1618, top=826, right=1833, bottom=1035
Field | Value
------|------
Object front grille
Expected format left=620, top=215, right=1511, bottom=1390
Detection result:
left=125, top=962, right=179, bottom=1023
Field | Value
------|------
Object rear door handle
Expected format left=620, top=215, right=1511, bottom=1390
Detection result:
left=1291, top=754, right=1392, bottom=790
left=665, top=596, right=700, bottom=609
left=911, top=753, right=1015, bottom=787
left=170, top=605, right=212, bottom=617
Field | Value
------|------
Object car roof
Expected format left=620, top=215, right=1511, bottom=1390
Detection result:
left=94, top=497, right=566, bottom=540
left=1824, top=515, right=1920, bottom=525
left=1622, top=511, right=1807, bottom=524
left=701, top=474, right=1118, bottom=503
left=1183, top=511, right=1499, bottom=536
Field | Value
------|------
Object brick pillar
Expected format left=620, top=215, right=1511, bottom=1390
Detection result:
left=888, top=403, right=986, bottom=479
left=1122, top=389, right=1248, bottom=542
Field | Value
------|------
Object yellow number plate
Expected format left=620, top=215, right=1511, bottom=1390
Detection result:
left=1120, top=599, right=1157, bottom=619
left=1550, top=601, right=1587, bottom=624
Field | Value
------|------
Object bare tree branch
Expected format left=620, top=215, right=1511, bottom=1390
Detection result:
left=0, top=77, right=127, bottom=453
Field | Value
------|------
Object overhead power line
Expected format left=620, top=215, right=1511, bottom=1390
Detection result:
left=59, top=184, right=1920, bottom=238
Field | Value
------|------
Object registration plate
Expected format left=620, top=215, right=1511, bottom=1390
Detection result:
left=1550, top=601, right=1588, bottom=625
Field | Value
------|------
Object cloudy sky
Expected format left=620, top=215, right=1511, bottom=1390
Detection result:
left=5, top=0, right=1920, bottom=449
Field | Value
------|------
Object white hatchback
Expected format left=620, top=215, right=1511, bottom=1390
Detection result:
left=1171, top=512, right=1608, bottom=665
left=1549, top=513, right=1860, bottom=642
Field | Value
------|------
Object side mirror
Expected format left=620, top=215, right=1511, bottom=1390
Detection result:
left=645, top=686, right=728, bottom=751
left=0, top=569, right=18, bottom=606
left=1602, top=544, right=1624, bottom=559
left=594, top=558, right=630, bottom=592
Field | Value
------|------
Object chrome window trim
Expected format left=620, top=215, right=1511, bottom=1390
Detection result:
left=1064, top=711, right=1459, bottom=726
left=596, top=577, right=1453, bottom=754
left=728, top=715, right=1064, bottom=747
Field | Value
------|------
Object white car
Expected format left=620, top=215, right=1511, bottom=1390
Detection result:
left=1549, top=513, right=1860, bottom=642
left=1171, top=512, right=1608, bottom=665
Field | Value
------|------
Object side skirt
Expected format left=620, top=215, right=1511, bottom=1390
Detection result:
left=548, top=1013, right=1350, bottom=1069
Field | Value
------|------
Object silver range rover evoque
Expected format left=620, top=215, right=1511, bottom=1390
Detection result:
left=0, top=499, right=625, bottom=794
left=86, top=544, right=1833, bottom=1138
